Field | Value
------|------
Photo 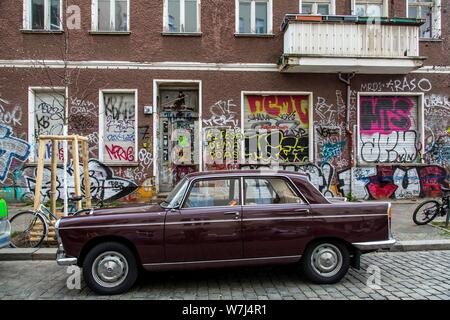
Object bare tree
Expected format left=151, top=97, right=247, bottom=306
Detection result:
left=23, top=0, right=108, bottom=213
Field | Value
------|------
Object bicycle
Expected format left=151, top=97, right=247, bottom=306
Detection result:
left=9, top=195, right=104, bottom=248
left=413, top=187, right=450, bottom=226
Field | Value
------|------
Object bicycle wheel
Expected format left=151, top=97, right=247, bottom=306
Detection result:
left=413, top=200, right=441, bottom=225
left=9, top=211, right=47, bottom=248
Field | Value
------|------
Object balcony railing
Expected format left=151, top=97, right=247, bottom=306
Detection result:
left=280, top=15, right=426, bottom=74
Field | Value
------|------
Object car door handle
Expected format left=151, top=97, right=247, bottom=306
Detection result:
left=224, top=211, right=240, bottom=219
left=224, top=211, right=240, bottom=216
left=294, top=209, right=310, bottom=214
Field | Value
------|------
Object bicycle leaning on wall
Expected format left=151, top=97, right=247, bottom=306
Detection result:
left=412, top=187, right=450, bottom=226
left=9, top=195, right=104, bottom=248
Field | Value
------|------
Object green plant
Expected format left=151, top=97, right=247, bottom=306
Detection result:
left=345, top=193, right=359, bottom=202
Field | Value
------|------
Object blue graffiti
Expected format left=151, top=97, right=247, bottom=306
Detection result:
left=322, top=141, right=346, bottom=163
left=0, top=125, right=31, bottom=182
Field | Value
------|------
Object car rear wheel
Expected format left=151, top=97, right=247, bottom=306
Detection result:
left=301, top=240, right=350, bottom=284
left=83, top=242, right=138, bottom=295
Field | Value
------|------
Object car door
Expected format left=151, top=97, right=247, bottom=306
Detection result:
left=242, top=176, right=313, bottom=258
left=164, top=177, right=243, bottom=262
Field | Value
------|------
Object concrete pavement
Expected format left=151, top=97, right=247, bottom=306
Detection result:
left=0, top=250, right=449, bottom=300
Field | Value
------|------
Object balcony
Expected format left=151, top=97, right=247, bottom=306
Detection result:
left=279, top=15, right=426, bottom=74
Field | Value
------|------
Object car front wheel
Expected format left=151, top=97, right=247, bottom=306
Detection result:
left=301, top=240, right=350, bottom=284
left=83, top=242, right=138, bottom=295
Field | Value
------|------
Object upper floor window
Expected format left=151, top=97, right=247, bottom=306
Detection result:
left=236, top=0, right=273, bottom=35
left=23, top=0, right=62, bottom=31
left=407, top=0, right=441, bottom=39
left=92, top=0, right=130, bottom=32
left=300, top=0, right=335, bottom=15
left=352, top=0, right=388, bottom=17
left=164, top=0, right=200, bottom=33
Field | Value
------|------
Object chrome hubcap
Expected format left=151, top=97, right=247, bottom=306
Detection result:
left=92, top=251, right=128, bottom=288
left=311, top=244, right=343, bottom=277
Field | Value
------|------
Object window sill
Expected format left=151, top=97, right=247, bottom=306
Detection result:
left=21, top=29, right=64, bottom=34
left=234, top=33, right=275, bottom=38
left=89, top=31, right=131, bottom=35
left=419, top=38, right=443, bottom=43
left=101, top=162, right=139, bottom=167
left=161, top=32, right=203, bottom=37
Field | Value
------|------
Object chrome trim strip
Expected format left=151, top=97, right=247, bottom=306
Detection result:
left=59, top=213, right=388, bottom=230
left=352, top=238, right=396, bottom=250
left=243, top=216, right=310, bottom=222
left=59, top=222, right=165, bottom=230
left=165, top=219, right=239, bottom=225
left=310, top=214, right=388, bottom=219
left=143, top=255, right=302, bottom=267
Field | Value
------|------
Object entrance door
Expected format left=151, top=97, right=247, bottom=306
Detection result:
left=158, top=89, right=200, bottom=192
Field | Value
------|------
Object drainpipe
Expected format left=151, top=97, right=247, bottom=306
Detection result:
left=338, top=72, right=356, bottom=197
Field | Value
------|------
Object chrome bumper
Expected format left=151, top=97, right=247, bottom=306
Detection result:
left=56, top=245, right=78, bottom=266
left=352, top=238, right=396, bottom=251
left=55, top=219, right=77, bottom=266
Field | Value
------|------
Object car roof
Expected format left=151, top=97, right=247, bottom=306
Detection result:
left=184, top=169, right=307, bottom=180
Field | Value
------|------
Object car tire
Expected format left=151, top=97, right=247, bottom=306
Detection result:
left=83, top=242, right=138, bottom=295
left=300, top=240, right=350, bottom=284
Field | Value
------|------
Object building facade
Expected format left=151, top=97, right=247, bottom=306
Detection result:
left=0, top=0, right=449, bottom=203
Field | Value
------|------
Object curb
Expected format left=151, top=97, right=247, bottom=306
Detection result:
left=391, top=240, right=450, bottom=252
left=1, top=240, right=450, bottom=261
left=0, top=248, right=56, bottom=261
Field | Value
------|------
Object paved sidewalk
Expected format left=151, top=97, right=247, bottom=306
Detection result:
left=0, top=250, right=449, bottom=300
left=390, top=202, right=449, bottom=241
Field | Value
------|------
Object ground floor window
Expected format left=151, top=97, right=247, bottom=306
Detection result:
left=357, top=93, right=424, bottom=164
left=243, top=93, right=311, bottom=165
left=29, top=88, right=65, bottom=161
left=99, top=90, right=138, bottom=164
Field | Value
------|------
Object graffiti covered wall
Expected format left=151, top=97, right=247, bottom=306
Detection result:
left=0, top=71, right=448, bottom=203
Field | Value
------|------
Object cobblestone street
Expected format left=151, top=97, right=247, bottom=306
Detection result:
left=0, top=250, right=449, bottom=300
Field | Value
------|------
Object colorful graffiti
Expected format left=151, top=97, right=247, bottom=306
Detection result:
left=338, top=165, right=449, bottom=200
left=0, top=125, right=31, bottom=183
left=360, top=96, right=415, bottom=134
left=25, top=159, right=138, bottom=202
left=359, top=96, right=421, bottom=164
left=244, top=95, right=310, bottom=165
left=103, top=93, right=136, bottom=164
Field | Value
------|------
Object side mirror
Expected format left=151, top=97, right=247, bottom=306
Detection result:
left=170, top=201, right=181, bottom=211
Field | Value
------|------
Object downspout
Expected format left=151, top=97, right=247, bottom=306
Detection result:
left=338, top=72, right=356, bottom=197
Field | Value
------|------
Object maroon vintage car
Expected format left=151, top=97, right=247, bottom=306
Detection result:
left=56, top=170, right=395, bottom=294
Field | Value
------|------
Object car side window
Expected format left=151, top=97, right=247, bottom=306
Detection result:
left=183, top=178, right=240, bottom=208
left=244, top=178, right=303, bottom=205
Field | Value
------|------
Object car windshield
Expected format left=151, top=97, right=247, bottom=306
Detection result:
left=160, top=177, right=189, bottom=209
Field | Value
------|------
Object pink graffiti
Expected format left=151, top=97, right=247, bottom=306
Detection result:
left=105, top=145, right=135, bottom=162
left=360, top=96, right=414, bottom=135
